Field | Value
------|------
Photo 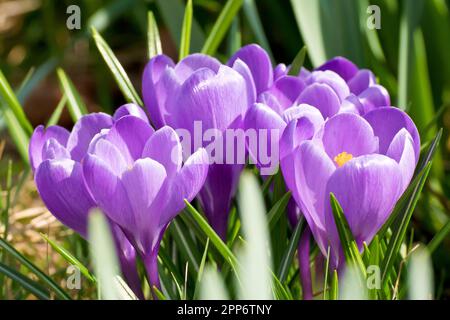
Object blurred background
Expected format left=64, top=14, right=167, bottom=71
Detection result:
left=0, top=0, right=449, bottom=298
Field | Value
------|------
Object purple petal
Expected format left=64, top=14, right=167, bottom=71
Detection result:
left=364, top=107, right=420, bottom=160
left=175, top=54, right=221, bottom=81
left=358, top=85, right=390, bottom=113
left=307, top=70, right=350, bottom=102
left=340, top=94, right=364, bottom=115
left=105, top=115, right=154, bottom=164
left=161, top=148, right=209, bottom=224
left=165, top=65, right=249, bottom=133
left=261, top=76, right=306, bottom=111
left=324, top=154, right=403, bottom=266
left=281, top=140, right=335, bottom=253
left=320, top=113, right=378, bottom=163
left=231, top=59, right=257, bottom=109
left=228, top=44, right=273, bottom=95
left=83, top=153, right=136, bottom=233
left=348, top=69, right=376, bottom=95
left=35, top=159, right=94, bottom=237
left=386, top=128, right=416, bottom=190
left=142, top=126, right=182, bottom=177
left=66, top=113, right=113, bottom=162
left=274, top=63, right=288, bottom=80
left=295, top=83, right=341, bottom=119
left=316, top=56, right=358, bottom=82
left=89, top=138, right=128, bottom=176
left=42, top=138, right=70, bottom=162
left=113, top=103, right=149, bottom=123
left=29, top=125, right=70, bottom=172
left=142, top=55, right=176, bottom=128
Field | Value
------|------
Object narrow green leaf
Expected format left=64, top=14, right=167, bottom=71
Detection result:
left=330, top=193, right=367, bottom=278
left=288, top=46, right=307, bottom=76
left=152, top=286, right=167, bottom=300
left=323, top=246, right=331, bottom=300
left=242, top=0, right=274, bottom=61
left=267, top=191, right=291, bottom=230
left=170, top=218, right=201, bottom=273
left=330, top=270, right=339, bottom=300
left=56, top=68, right=88, bottom=122
left=428, top=219, right=450, bottom=254
left=0, top=69, right=33, bottom=134
left=194, top=239, right=209, bottom=299
left=184, top=200, right=238, bottom=268
left=0, top=108, right=30, bottom=164
left=47, top=95, right=67, bottom=126
left=277, top=217, right=304, bottom=282
left=0, top=262, right=50, bottom=300
left=380, top=163, right=432, bottom=286
left=147, top=11, right=163, bottom=59
left=91, top=27, right=143, bottom=106
left=89, top=209, right=133, bottom=300
left=40, top=233, right=95, bottom=282
left=0, top=238, right=70, bottom=300
left=201, top=0, right=244, bottom=55
left=179, top=0, right=193, bottom=59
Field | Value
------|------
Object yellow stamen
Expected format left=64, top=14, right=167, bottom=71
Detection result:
left=334, top=151, right=353, bottom=167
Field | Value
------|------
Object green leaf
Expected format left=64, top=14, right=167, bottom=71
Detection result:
left=0, top=238, right=70, bottom=300
left=91, top=27, right=143, bottom=106
left=184, top=200, right=238, bottom=268
left=397, top=0, right=424, bottom=109
left=0, top=69, right=33, bottom=134
left=199, top=266, right=229, bottom=299
left=288, top=46, right=307, bottom=76
left=40, top=233, right=95, bottom=282
left=201, top=0, right=244, bottom=55
left=46, top=95, right=67, bottom=126
left=0, top=108, right=30, bottom=164
left=194, top=239, right=209, bottom=299
left=329, top=193, right=367, bottom=278
left=0, top=262, right=50, bottom=300
left=179, top=0, right=193, bottom=59
left=323, top=246, right=331, bottom=300
left=170, top=218, right=201, bottom=274
left=152, top=286, right=167, bottom=300
left=147, top=11, right=162, bottom=59
left=56, top=68, right=88, bottom=122
left=428, top=218, right=450, bottom=254
left=277, top=217, right=304, bottom=282
left=380, top=163, right=432, bottom=287
left=330, top=270, right=339, bottom=300
left=267, top=191, right=291, bottom=230
left=88, top=209, right=134, bottom=300
left=242, top=0, right=273, bottom=61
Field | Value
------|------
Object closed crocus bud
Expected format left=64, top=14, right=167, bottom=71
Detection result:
left=29, top=104, right=152, bottom=299
left=142, top=53, right=255, bottom=240
left=280, top=107, right=420, bottom=268
left=82, top=116, right=209, bottom=290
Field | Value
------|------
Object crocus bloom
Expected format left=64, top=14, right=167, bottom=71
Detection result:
left=142, top=53, right=255, bottom=239
left=82, top=115, right=209, bottom=289
left=280, top=107, right=420, bottom=268
left=29, top=104, right=150, bottom=298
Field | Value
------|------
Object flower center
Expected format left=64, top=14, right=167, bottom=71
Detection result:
left=334, top=151, right=353, bottom=167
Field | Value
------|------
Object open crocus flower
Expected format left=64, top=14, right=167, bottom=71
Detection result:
left=29, top=103, right=150, bottom=298
left=280, top=107, right=421, bottom=268
left=142, top=53, right=255, bottom=240
left=82, top=115, right=209, bottom=289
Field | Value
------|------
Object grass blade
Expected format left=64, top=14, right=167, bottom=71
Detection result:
left=91, top=27, right=143, bottom=106
left=179, top=0, right=193, bottom=59
left=0, top=238, right=70, bottom=300
left=40, top=233, right=95, bottom=282
left=147, top=11, right=162, bottom=59
left=201, top=0, right=244, bottom=55
left=267, top=191, right=291, bottom=230
left=277, top=217, right=304, bottom=282
left=0, top=69, right=33, bottom=134
left=184, top=200, right=238, bottom=268
left=330, top=193, right=367, bottom=278
left=56, top=68, right=88, bottom=122
left=288, top=46, right=307, bottom=76
left=194, top=239, right=209, bottom=299
left=47, top=95, right=67, bottom=126
left=0, top=262, right=50, bottom=300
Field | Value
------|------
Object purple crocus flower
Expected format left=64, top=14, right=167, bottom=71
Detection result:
left=81, top=115, right=209, bottom=290
left=142, top=53, right=255, bottom=240
left=280, top=107, right=420, bottom=268
left=29, top=104, right=150, bottom=298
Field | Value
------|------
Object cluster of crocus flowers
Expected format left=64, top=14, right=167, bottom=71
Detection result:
left=30, top=43, right=421, bottom=299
